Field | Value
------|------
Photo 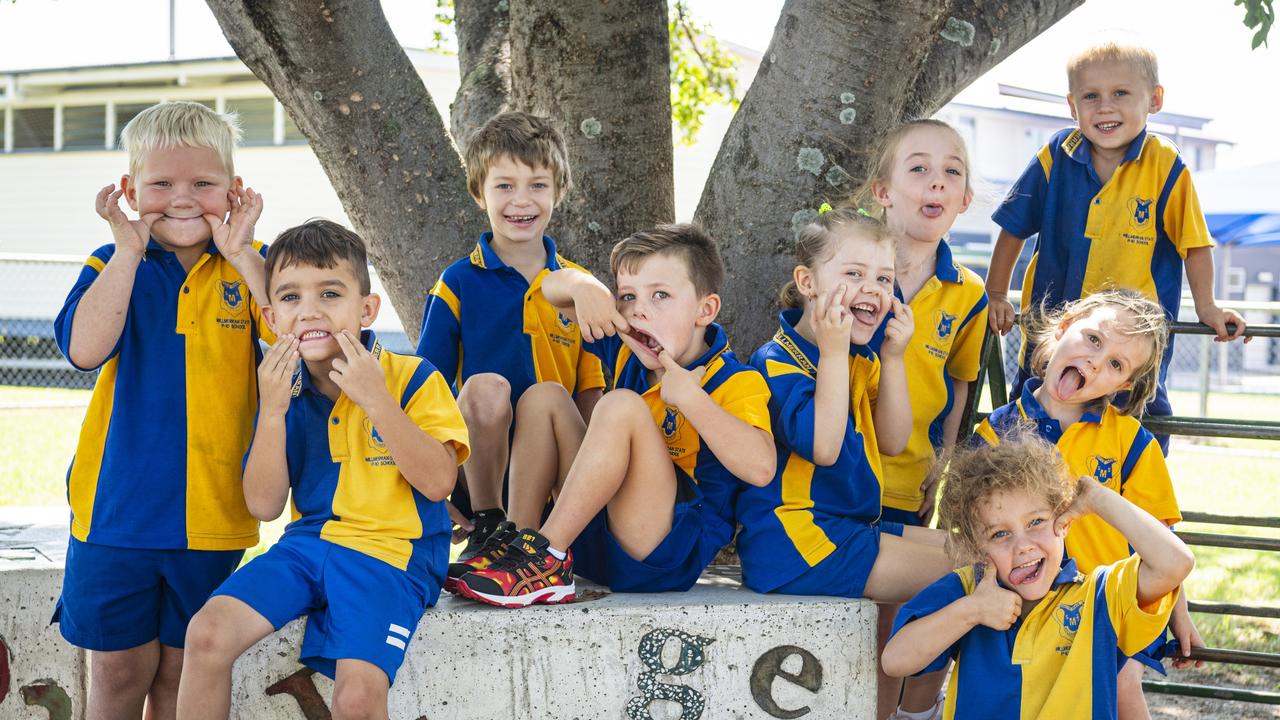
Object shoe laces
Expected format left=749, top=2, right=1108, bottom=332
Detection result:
left=488, top=537, right=545, bottom=572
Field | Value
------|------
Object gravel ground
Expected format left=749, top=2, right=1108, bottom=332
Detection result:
left=1149, top=666, right=1280, bottom=719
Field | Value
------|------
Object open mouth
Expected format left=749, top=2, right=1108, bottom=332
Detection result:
left=851, top=301, right=879, bottom=326
left=626, top=327, right=664, bottom=356
left=1008, top=557, right=1044, bottom=585
left=1095, top=121, right=1121, bottom=133
left=299, top=329, right=331, bottom=343
left=921, top=203, right=944, bottom=219
left=1055, top=365, right=1086, bottom=400
left=504, top=213, right=538, bottom=228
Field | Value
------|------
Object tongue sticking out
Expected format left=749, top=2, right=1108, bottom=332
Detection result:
left=1008, top=559, right=1042, bottom=585
left=1056, top=366, right=1085, bottom=400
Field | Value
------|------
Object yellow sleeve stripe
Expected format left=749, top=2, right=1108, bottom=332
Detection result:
left=765, top=358, right=807, bottom=378
left=974, top=421, right=1000, bottom=446
left=1037, top=142, right=1055, bottom=180
left=430, top=279, right=462, bottom=323
left=86, top=256, right=107, bottom=273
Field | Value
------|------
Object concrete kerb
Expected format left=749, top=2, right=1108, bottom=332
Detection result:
left=0, top=511, right=878, bottom=719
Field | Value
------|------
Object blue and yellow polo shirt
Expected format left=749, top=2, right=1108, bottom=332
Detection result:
left=974, top=379, right=1181, bottom=572
left=993, top=127, right=1211, bottom=378
left=585, top=324, right=771, bottom=548
left=871, top=241, right=988, bottom=512
left=54, top=239, right=272, bottom=551
left=894, top=555, right=1178, bottom=720
left=736, top=309, right=884, bottom=592
left=417, top=233, right=605, bottom=402
left=281, top=331, right=469, bottom=580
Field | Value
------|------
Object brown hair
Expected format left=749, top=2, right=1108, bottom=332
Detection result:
left=464, top=111, right=572, bottom=202
left=1068, top=41, right=1160, bottom=93
left=1025, top=288, right=1168, bottom=416
left=850, top=119, right=973, bottom=220
left=935, top=426, right=1078, bottom=564
left=266, top=219, right=371, bottom=296
left=779, top=207, right=897, bottom=308
left=610, top=223, right=724, bottom=298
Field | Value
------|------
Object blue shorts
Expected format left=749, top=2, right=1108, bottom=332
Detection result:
left=1124, top=628, right=1174, bottom=675
left=213, top=534, right=437, bottom=683
left=771, top=521, right=905, bottom=598
left=880, top=506, right=924, bottom=528
left=53, top=538, right=243, bottom=651
left=571, top=466, right=723, bottom=593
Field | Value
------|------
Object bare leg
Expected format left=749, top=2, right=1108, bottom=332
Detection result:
left=1117, top=658, right=1152, bottom=720
left=876, top=604, right=904, bottom=720
left=508, top=382, right=587, bottom=529
left=175, top=596, right=276, bottom=720
left=899, top=667, right=948, bottom=715
left=456, top=373, right=513, bottom=513
left=330, top=659, right=390, bottom=720
left=575, top=387, right=603, bottom=424
left=142, top=644, right=184, bottom=720
left=88, top=642, right=160, bottom=720
left=538, top=389, right=676, bottom=559
left=863, top=528, right=955, bottom=605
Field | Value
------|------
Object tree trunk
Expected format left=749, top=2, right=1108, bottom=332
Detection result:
left=450, top=0, right=513, bottom=149
left=695, top=0, right=1084, bottom=353
left=506, top=0, right=675, bottom=275
left=205, top=0, right=486, bottom=344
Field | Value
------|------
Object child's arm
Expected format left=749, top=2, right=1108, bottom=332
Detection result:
left=1056, top=477, right=1195, bottom=605
left=542, top=268, right=628, bottom=342
left=873, top=297, right=913, bottom=457
left=243, top=334, right=300, bottom=520
left=985, top=230, right=1024, bottom=335
left=1185, top=246, right=1247, bottom=342
left=882, top=563, right=1022, bottom=677
left=1169, top=587, right=1205, bottom=669
left=918, top=379, right=971, bottom=522
left=812, top=287, right=854, bottom=466
left=208, top=187, right=268, bottom=307
left=330, top=331, right=459, bottom=500
left=657, top=350, right=775, bottom=487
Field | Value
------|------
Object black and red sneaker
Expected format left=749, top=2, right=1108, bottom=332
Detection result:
left=445, top=520, right=518, bottom=593
left=453, top=528, right=575, bottom=608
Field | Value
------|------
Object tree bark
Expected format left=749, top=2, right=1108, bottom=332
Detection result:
left=506, top=0, right=675, bottom=275
left=450, top=0, right=512, bottom=149
left=695, top=0, right=1084, bottom=353
left=205, top=0, right=485, bottom=344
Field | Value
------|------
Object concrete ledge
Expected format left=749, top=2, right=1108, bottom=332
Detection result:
left=1, top=511, right=878, bottom=719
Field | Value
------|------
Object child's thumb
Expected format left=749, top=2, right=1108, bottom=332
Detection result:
left=977, top=561, right=995, bottom=586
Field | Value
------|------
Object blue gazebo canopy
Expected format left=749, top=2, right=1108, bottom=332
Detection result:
left=1198, top=161, right=1280, bottom=248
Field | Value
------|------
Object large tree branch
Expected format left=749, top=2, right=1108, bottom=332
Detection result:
left=205, top=0, right=484, bottom=344
left=451, top=0, right=513, bottom=147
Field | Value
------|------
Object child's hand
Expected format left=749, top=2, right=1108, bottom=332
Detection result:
left=1054, top=476, right=1104, bottom=535
left=812, top=285, right=854, bottom=354
left=967, top=561, right=1022, bottom=630
left=447, top=501, right=474, bottom=544
left=571, top=282, right=628, bottom=343
left=330, top=330, right=393, bottom=413
left=208, top=187, right=264, bottom=262
left=1169, top=595, right=1206, bottom=669
left=1196, top=302, right=1249, bottom=344
left=917, top=473, right=940, bottom=525
left=95, top=184, right=159, bottom=257
left=988, top=292, right=1016, bottom=335
left=880, top=297, right=914, bottom=358
left=657, top=349, right=706, bottom=408
left=258, top=334, right=299, bottom=417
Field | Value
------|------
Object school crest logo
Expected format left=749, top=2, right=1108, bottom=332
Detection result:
left=363, top=417, right=388, bottom=454
left=662, top=407, right=680, bottom=438
left=558, top=312, right=574, bottom=330
left=1056, top=601, right=1083, bottom=651
left=219, top=280, right=246, bottom=314
left=1088, top=455, right=1117, bottom=486
left=933, top=310, right=956, bottom=343
left=1128, top=196, right=1154, bottom=230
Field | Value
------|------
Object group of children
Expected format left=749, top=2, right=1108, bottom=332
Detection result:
left=52, top=39, right=1246, bottom=720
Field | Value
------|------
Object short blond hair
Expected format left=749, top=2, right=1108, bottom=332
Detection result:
left=1067, top=41, right=1160, bottom=93
left=464, top=112, right=572, bottom=203
left=120, top=101, right=241, bottom=180
left=780, top=207, right=897, bottom=308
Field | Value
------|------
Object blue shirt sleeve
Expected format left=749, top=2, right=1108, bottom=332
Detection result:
left=417, top=266, right=463, bottom=392
left=54, top=244, right=120, bottom=371
left=992, top=145, right=1051, bottom=240
left=582, top=334, right=623, bottom=381
left=892, top=571, right=970, bottom=675
left=763, top=364, right=819, bottom=463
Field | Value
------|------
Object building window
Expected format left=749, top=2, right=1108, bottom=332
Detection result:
left=63, top=105, right=108, bottom=150
left=225, top=98, right=274, bottom=146
left=115, top=103, right=152, bottom=142
left=12, top=107, right=55, bottom=150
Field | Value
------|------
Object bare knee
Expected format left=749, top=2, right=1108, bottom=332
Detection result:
left=590, top=388, right=650, bottom=425
left=183, top=608, right=241, bottom=666
left=331, top=676, right=387, bottom=720
left=91, top=647, right=156, bottom=697
left=515, top=381, right=573, bottom=419
left=459, top=374, right=512, bottom=430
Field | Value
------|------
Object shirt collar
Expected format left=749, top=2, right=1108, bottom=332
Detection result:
left=1063, top=126, right=1148, bottom=168
left=145, top=237, right=216, bottom=257
left=775, top=308, right=821, bottom=377
left=293, top=329, right=381, bottom=397
left=1019, top=377, right=1104, bottom=428
left=1052, top=557, right=1082, bottom=588
left=470, top=232, right=561, bottom=272
left=933, top=240, right=960, bottom=283
left=688, top=323, right=730, bottom=370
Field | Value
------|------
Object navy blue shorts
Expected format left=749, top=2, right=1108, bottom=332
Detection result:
left=213, top=534, right=436, bottom=684
left=771, top=521, right=905, bottom=598
left=880, top=506, right=925, bottom=528
left=571, top=465, right=723, bottom=593
left=53, top=538, right=243, bottom=651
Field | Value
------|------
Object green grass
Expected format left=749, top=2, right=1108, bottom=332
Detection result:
left=0, top=387, right=87, bottom=505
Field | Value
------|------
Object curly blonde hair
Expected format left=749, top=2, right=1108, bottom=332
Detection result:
left=1025, top=288, right=1169, bottom=416
left=934, top=426, right=1077, bottom=564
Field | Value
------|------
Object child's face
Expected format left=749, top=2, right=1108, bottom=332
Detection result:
left=474, top=155, right=557, bottom=251
left=798, top=231, right=895, bottom=345
left=873, top=125, right=972, bottom=244
left=124, top=145, right=239, bottom=255
left=1042, top=307, right=1152, bottom=406
left=615, top=253, right=718, bottom=371
left=979, top=489, right=1065, bottom=602
left=1067, top=60, right=1163, bottom=157
left=263, top=260, right=379, bottom=364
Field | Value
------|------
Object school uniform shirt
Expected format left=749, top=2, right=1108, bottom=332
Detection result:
left=895, top=555, right=1178, bottom=720
left=417, top=233, right=605, bottom=401
left=281, top=331, right=469, bottom=579
left=871, top=241, right=988, bottom=512
left=735, top=309, right=884, bottom=592
left=585, top=324, right=771, bottom=548
left=54, top=239, right=272, bottom=550
left=974, top=379, right=1181, bottom=572
left=993, top=127, right=1211, bottom=378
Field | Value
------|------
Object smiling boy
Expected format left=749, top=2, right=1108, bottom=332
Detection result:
left=452, top=224, right=776, bottom=607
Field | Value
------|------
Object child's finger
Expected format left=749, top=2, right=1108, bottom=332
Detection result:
left=657, top=350, right=678, bottom=371
left=334, top=330, right=359, bottom=360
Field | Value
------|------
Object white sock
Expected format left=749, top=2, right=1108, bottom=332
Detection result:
left=547, top=545, right=566, bottom=560
left=893, top=705, right=938, bottom=720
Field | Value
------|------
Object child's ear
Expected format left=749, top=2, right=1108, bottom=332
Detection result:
left=471, top=188, right=486, bottom=211
left=695, top=293, right=721, bottom=327
left=959, top=187, right=973, bottom=215
left=1066, top=94, right=1079, bottom=121
left=232, top=175, right=244, bottom=193
left=361, top=293, right=382, bottom=328
left=120, top=174, right=139, bottom=211
left=793, top=265, right=815, bottom=301
left=871, top=179, right=893, bottom=209
left=1054, top=317, right=1072, bottom=340
left=261, top=305, right=278, bottom=334
left=1148, top=84, right=1165, bottom=114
